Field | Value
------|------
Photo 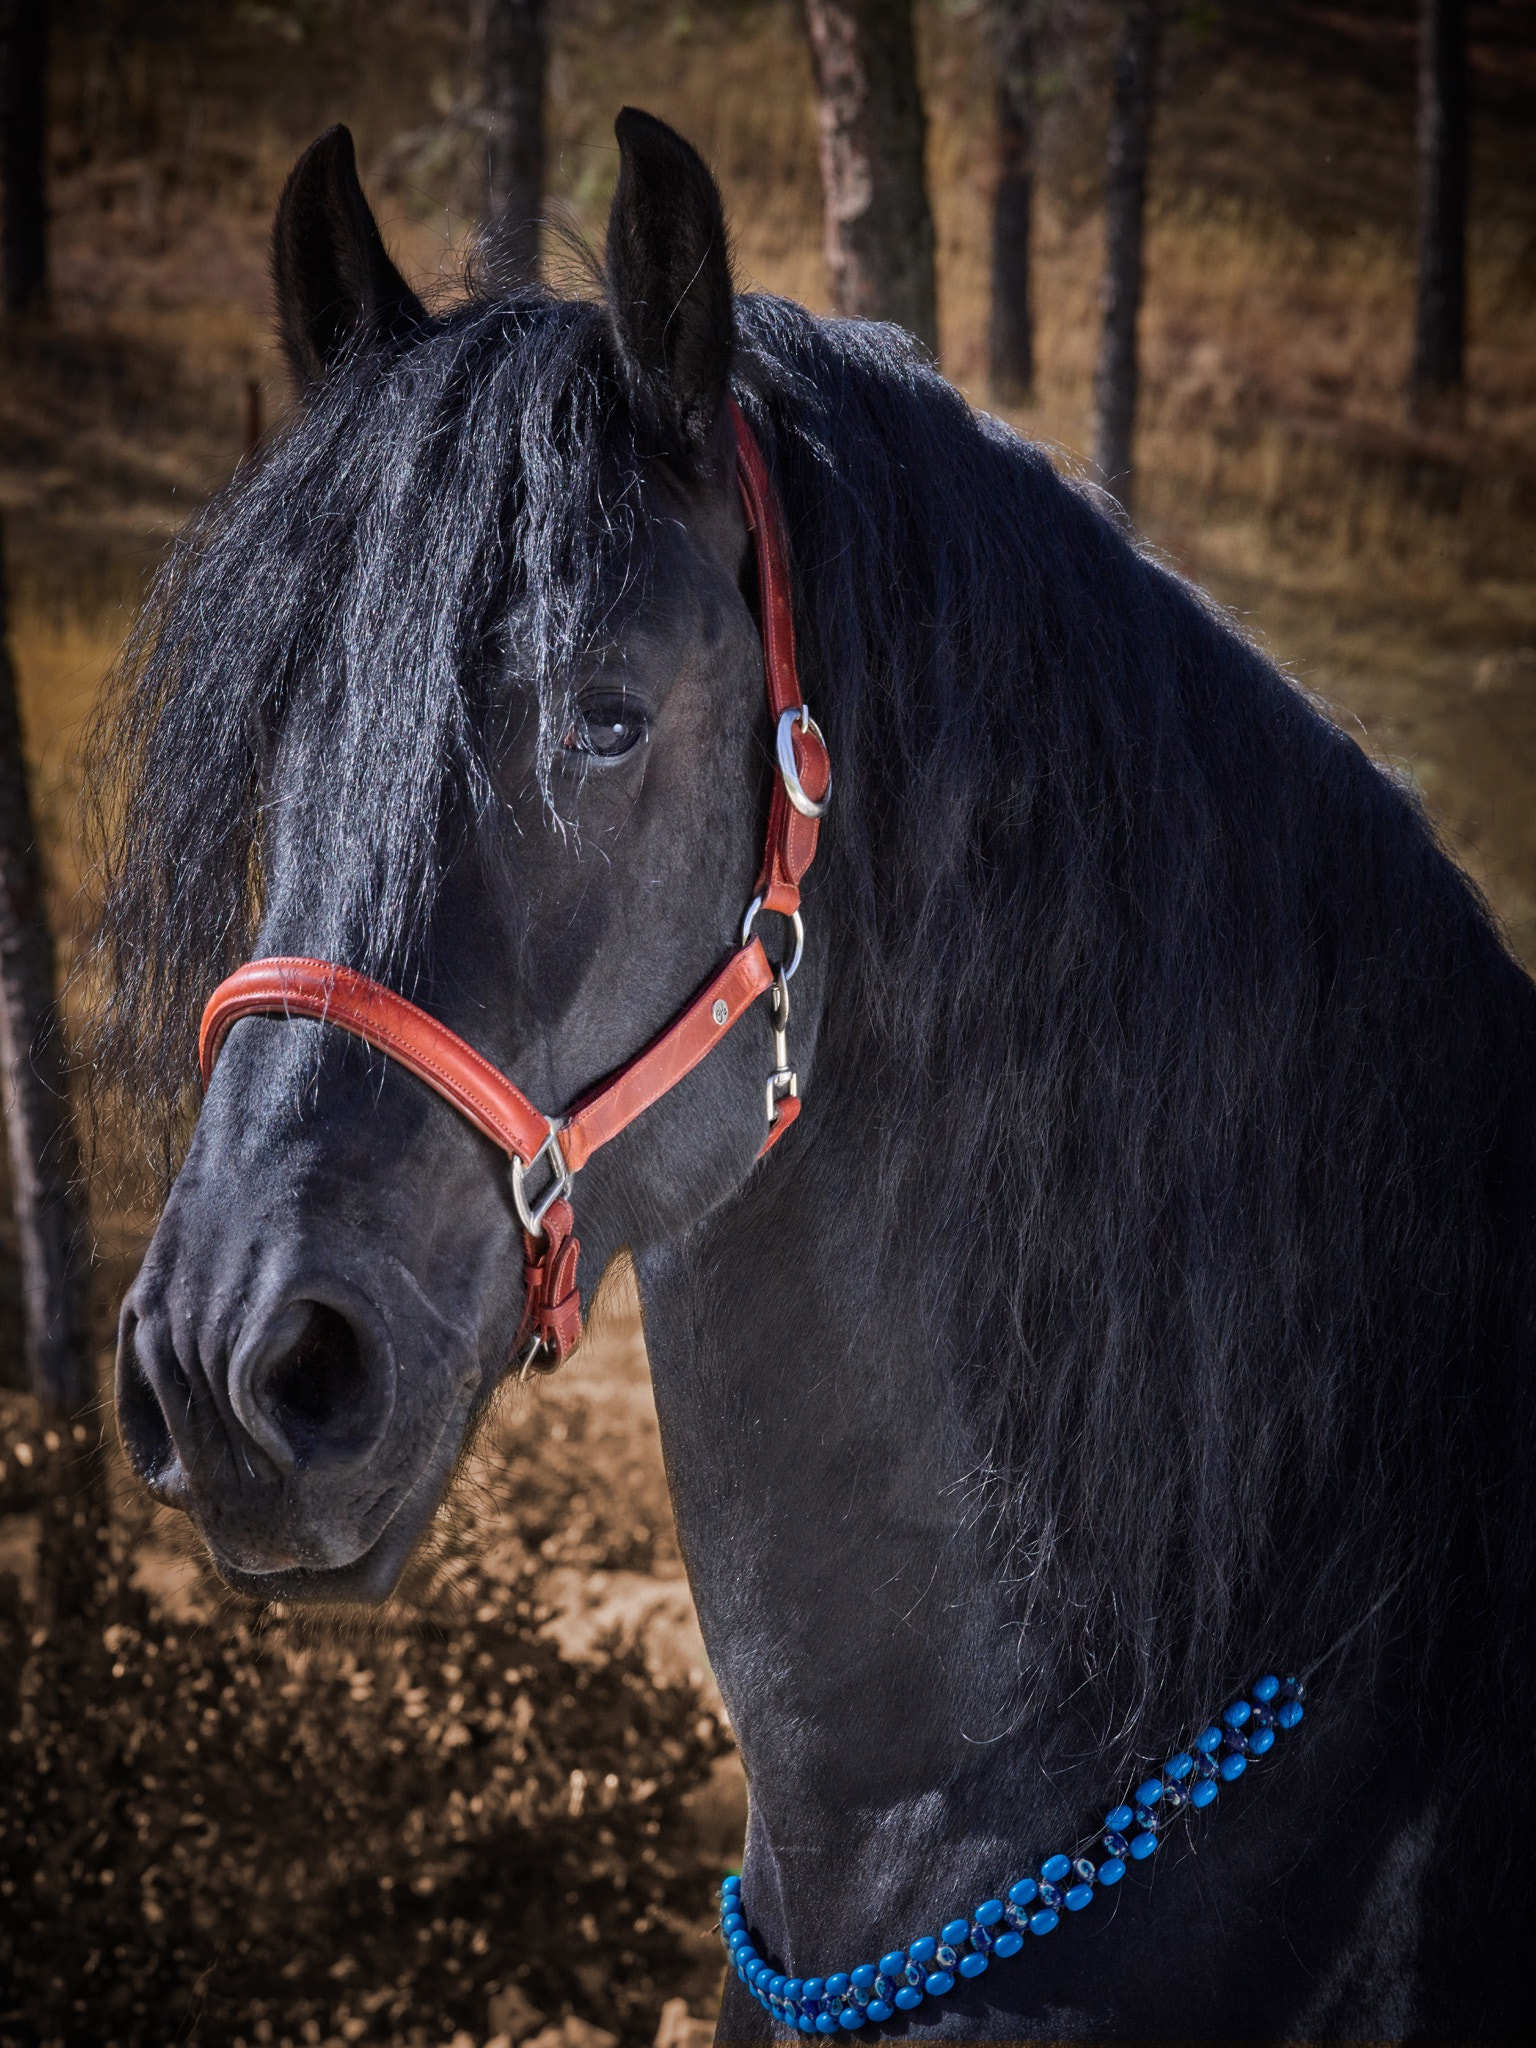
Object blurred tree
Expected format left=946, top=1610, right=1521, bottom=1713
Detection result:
left=0, top=0, right=48, bottom=316
left=989, top=0, right=1039, bottom=403
left=1091, top=0, right=1162, bottom=513
left=0, top=514, right=92, bottom=1417
left=802, top=0, right=937, bottom=353
left=485, top=0, right=548, bottom=278
left=1411, top=0, right=1467, bottom=426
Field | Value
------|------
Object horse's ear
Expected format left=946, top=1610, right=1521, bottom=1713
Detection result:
left=604, top=108, right=735, bottom=461
left=272, top=126, right=426, bottom=391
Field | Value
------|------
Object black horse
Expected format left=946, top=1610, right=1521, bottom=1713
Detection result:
left=98, top=112, right=1535, bottom=2040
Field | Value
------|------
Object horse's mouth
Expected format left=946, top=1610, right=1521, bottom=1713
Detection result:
left=197, top=1447, right=453, bottom=1606
left=203, top=1487, right=432, bottom=1604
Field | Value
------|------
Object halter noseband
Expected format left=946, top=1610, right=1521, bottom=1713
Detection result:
left=198, top=401, right=830, bottom=1376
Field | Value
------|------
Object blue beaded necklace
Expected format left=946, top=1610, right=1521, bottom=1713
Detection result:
left=719, top=1671, right=1305, bottom=2033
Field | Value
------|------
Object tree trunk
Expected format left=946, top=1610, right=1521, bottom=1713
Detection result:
left=484, top=0, right=548, bottom=279
left=989, top=0, right=1037, bottom=403
left=1, top=0, right=49, bottom=317
left=0, top=515, right=91, bottom=1416
left=1410, top=0, right=1467, bottom=426
left=1091, top=0, right=1162, bottom=513
left=802, top=0, right=938, bottom=354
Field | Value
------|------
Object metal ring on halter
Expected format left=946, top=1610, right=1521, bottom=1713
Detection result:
left=740, top=898, right=805, bottom=981
left=510, top=1122, right=572, bottom=1238
left=775, top=706, right=831, bottom=820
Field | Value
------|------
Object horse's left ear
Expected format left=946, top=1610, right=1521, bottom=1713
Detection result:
left=604, top=108, right=735, bottom=463
left=273, top=126, right=426, bottom=392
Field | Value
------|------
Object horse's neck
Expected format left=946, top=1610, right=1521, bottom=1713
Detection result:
left=634, top=1156, right=1093, bottom=1951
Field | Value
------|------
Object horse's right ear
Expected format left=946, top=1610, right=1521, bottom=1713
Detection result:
left=604, top=108, right=735, bottom=463
left=272, top=126, right=425, bottom=391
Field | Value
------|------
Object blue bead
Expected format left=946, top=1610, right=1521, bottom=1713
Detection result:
left=851, top=1966, right=876, bottom=1992
left=1190, top=1777, right=1217, bottom=1809
left=866, top=2004, right=893, bottom=2025
left=722, top=1912, right=746, bottom=1934
left=1129, top=1831, right=1157, bottom=1859
left=785, top=1981, right=803, bottom=2002
left=1192, top=1751, right=1218, bottom=1780
left=1222, top=1700, right=1251, bottom=1729
left=1007, top=1878, right=1037, bottom=1908
left=816, top=2015, right=838, bottom=2033
left=1160, top=1782, right=1188, bottom=1814
left=1133, top=1803, right=1160, bottom=1830
left=1252, top=1674, right=1280, bottom=1703
left=1219, top=1751, right=1247, bottom=1781
left=1064, top=1884, right=1093, bottom=1912
left=1037, top=1881, right=1063, bottom=1911
left=873, top=1976, right=896, bottom=2003
left=974, top=1897, right=1004, bottom=1927
left=893, top=1988, right=922, bottom=2012
left=941, top=1919, right=969, bottom=1948
left=1102, top=1827, right=1129, bottom=1857
left=826, top=1975, right=849, bottom=1998
left=1222, top=1729, right=1248, bottom=1757
left=908, top=1938, right=937, bottom=1967
left=1041, top=1853, right=1072, bottom=1884
left=968, top=1924, right=992, bottom=1954
left=924, top=1972, right=955, bottom=1997
left=1164, top=1751, right=1194, bottom=1780
left=1028, top=1910, right=1059, bottom=1936
left=1248, top=1724, right=1276, bottom=1757
left=935, top=1945, right=958, bottom=1971
left=722, top=1873, right=742, bottom=1893
left=839, top=2010, right=864, bottom=2030
left=1277, top=1698, right=1304, bottom=1730
left=851, top=1987, right=871, bottom=2010
left=959, top=1953, right=989, bottom=1979
left=1249, top=1700, right=1275, bottom=1731
left=878, top=1952, right=906, bottom=1979
left=1105, top=1804, right=1134, bottom=1833
left=901, top=1963, right=925, bottom=1989
left=1280, top=1674, right=1303, bottom=1700
left=1195, top=1724, right=1223, bottom=1752
left=804, top=1980, right=825, bottom=2002
left=797, top=2019, right=815, bottom=2035
left=771, top=1979, right=786, bottom=1999
left=1098, top=1857, right=1126, bottom=1886
left=1134, top=1778, right=1163, bottom=1808
left=992, top=1930, right=1023, bottom=1958
left=1003, top=1901, right=1030, bottom=1931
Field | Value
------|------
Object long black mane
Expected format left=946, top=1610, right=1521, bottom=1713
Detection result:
left=92, top=283, right=1536, bottom=1779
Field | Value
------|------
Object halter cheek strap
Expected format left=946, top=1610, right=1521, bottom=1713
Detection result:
left=198, top=400, right=829, bottom=1375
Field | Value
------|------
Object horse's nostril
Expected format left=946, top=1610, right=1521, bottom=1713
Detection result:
left=253, top=1300, right=380, bottom=1466
left=116, top=1310, right=177, bottom=1489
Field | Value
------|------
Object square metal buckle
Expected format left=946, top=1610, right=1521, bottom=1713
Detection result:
left=510, top=1123, right=572, bottom=1238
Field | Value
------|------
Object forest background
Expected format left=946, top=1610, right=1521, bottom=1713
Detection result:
left=1, top=3, right=1534, bottom=2046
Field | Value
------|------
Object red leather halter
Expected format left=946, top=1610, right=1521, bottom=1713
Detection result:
left=199, top=400, right=830, bottom=1373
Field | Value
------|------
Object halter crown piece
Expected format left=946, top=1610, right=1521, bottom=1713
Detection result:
left=198, top=400, right=830, bottom=1374
left=720, top=1674, right=1306, bottom=2031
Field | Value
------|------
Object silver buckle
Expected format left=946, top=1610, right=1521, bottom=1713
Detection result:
left=776, top=706, right=831, bottom=820
left=740, top=897, right=805, bottom=981
left=510, top=1122, right=572, bottom=1239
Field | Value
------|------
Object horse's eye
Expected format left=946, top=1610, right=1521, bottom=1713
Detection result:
left=563, top=696, right=648, bottom=761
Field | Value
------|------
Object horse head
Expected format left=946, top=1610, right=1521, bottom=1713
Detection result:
left=111, top=112, right=812, bottom=1599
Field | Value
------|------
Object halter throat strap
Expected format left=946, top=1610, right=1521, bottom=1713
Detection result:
left=198, top=400, right=829, bottom=1373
